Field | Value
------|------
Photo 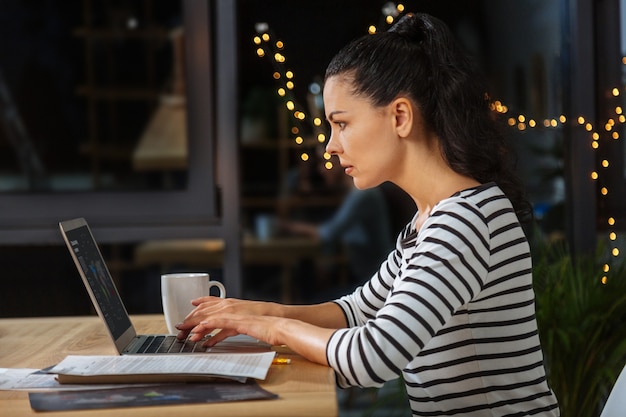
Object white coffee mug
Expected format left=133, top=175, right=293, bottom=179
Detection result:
left=161, top=272, right=226, bottom=334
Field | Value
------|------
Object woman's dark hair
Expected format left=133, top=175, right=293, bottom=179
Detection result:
left=325, top=13, right=532, bottom=223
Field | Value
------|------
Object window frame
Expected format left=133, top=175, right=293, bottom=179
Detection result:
left=0, top=0, right=224, bottom=245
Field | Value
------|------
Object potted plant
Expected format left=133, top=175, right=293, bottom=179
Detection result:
left=533, top=239, right=626, bottom=417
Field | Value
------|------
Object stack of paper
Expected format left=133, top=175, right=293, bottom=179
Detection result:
left=49, top=352, right=276, bottom=384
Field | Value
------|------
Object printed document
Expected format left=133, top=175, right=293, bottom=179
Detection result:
left=49, top=351, right=276, bottom=383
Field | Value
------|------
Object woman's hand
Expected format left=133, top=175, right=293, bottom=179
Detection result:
left=185, top=313, right=288, bottom=347
left=175, top=297, right=279, bottom=342
left=174, top=296, right=340, bottom=366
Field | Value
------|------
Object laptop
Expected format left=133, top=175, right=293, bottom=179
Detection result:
left=59, top=217, right=266, bottom=355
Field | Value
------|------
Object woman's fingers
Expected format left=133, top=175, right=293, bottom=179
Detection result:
left=201, top=328, right=239, bottom=346
left=176, top=299, right=275, bottom=343
left=191, top=295, right=221, bottom=306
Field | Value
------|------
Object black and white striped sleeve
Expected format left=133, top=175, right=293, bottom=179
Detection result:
left=327, top=199, right=490, bottom=388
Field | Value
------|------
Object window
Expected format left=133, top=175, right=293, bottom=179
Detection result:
left=0, top=0, right=232, bottom=244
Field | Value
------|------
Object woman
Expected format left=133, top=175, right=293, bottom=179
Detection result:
left=177, top=13, right=560, bottom=416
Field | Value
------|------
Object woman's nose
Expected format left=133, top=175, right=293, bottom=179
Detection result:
left=325, top=131, right=340, bottom=155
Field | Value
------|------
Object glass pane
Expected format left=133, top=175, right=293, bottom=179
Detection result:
left=481, top=0, right=564, bottom=221
left=0, top=0, right=186, bottom=193
left=237, top=0, right=565, bottom=216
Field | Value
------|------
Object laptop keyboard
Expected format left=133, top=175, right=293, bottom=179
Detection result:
left=137, top=335, right=207, bottom=354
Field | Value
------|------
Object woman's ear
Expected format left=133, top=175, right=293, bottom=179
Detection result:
left=392, top=97, right=413, bottom=138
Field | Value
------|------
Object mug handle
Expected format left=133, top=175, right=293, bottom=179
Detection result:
left=207, top=281, right=226, bottom=298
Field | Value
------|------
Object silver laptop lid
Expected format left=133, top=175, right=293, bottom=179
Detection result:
left=59, top=218, right=136, bottom=354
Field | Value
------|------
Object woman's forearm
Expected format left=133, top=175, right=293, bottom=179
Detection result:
left=272, top=301, right=347, bottom=328
left=273, top=318, right=336, bottom=365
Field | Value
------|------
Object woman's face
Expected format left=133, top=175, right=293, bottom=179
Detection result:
left=323, top=76, right=404, bottom=190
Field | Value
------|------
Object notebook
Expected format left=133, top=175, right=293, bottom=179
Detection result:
left=59, top=217, right=267, bottom=355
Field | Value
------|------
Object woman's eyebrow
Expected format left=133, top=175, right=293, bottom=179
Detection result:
left=327, top=110, right=347, bottom=122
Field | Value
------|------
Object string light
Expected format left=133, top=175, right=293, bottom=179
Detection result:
left=253, top=22, right=314, bottom=152
left=489, top=59, right=625, bottom=279
left=253, top=4, right=408, bottom=172
left=369, top=3, right=407, bottom=36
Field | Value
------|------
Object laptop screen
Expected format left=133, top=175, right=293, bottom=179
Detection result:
left=63, top=224, right=132, bottom=340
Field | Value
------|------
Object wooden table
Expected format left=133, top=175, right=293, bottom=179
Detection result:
left=0, top=315, right=338, bottom=417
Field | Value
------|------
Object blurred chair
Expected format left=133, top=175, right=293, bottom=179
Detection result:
left=599, top=363, right=626, bottom=417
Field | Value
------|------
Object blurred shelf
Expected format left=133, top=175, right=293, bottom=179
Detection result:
left=73, top=27, right=170, bottom=40
left=75, top=86, right=161, bottom=100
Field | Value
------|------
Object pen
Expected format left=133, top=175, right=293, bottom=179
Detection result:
left=272, top=358, right=292, bottom=365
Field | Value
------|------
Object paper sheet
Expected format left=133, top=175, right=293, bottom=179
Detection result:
left=0, top=368, right=58, bottom=390
left=49, top=351, right=276, bottom=381
left=0, top=368, right=151, bottom=391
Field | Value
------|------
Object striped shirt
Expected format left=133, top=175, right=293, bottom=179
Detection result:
left=328, top=183, right=560, bottom=416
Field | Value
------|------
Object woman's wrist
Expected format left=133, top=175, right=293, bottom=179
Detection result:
left=262, top=301, right=286, bottom=318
